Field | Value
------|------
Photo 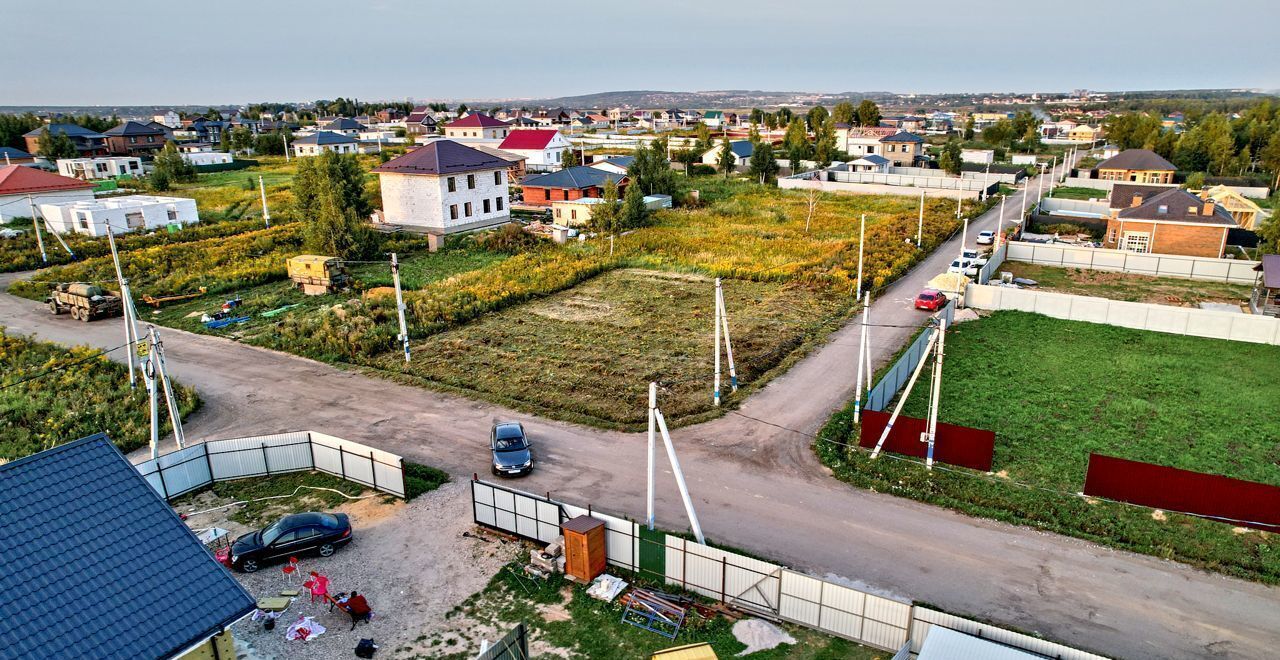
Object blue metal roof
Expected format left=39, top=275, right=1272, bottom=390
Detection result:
left=22, top=123, right=107, bottom=139
left=293, top=130, right=357, bottom=145
left=522, top=166, right=625, bottom=189
left=0, top=434, right=255, bottom=659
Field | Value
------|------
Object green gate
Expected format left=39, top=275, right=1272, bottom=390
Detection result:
left=638, top=525, right=666, bottom=580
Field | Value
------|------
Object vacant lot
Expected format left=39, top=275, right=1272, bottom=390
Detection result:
left=376, top=268, right=850, bottom=428
left=1001, top=261, right=1253, bottom=307
left=819, top=311, right=1280, bottom=582
left=1047, top=186, right=1109, bottom=201
left=0, top=330, right=198, bottom=460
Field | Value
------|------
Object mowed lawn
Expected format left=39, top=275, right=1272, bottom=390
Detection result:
left=899, top=310, right=1280, bottom=489
left=376, top=268, right=850, bottom=428
left=1001, top=261, right=1253, bottom=307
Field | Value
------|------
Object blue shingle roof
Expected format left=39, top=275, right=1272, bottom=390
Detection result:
left=0, top=434, right=255, bottom=659
left=293, top=130, right=357, bottom=145
left=22, top=123, right=107, bottom=139
left=522, top=166, right=626, bottom=189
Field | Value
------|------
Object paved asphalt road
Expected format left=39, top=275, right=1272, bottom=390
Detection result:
left=3, top=162, right=1276, bottom=659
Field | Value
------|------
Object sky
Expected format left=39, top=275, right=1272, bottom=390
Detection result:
left=6, top=0, right=1279, bottom=106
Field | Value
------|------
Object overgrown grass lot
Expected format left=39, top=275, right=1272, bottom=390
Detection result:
left=377, top=268, right=850, bottom=428
left=1001, top=261, right=1253, bottom=307
left=0, top=330, right=198, bottom=460
left=410, top=557, right=882, bottom=660
left=1044, top=185, right=1109, bottom=201
left=10, top=176, right=981, bottom=428
left=818, top=311, right=1280, bottom=582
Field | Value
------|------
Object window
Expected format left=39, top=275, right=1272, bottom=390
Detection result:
left=494, top=171, right=502, bottom=185
left=147, top=136, right=154, bottom=143
left=571, top=209, right=577, bottom=220
left=555, top=208, right=562, bottom=218
left=447, top=177, right=456, bottom=192
left=1157, top=205, right=1168, bottom=214
left=1121, top=231, right=1151, bottom=254
left=561, top=189, right=569, bottom=200
left=467, top=174, right=475, bottom=189
left=496, top=197, right=504, bottom=211
left=129, top=137, right=137, bottom=144
left=449, top=204, right=459, bottom=220
left=272, top=531, right=298, bottom=546
left=167, top=208, right=177, bottom=221
left=483, top=199, right=491, bottom=213
left=1107, top=228, right=1117, bottom=243
left=464, top=202, right=472, bottom=217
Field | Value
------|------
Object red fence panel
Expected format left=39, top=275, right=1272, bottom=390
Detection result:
left=858, top=409, right=995, bottom=471
left=1082, top=454, right=1280, bottom=531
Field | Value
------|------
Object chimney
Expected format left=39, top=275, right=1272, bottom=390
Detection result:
left=1130, top=193, right=1143, bottom=208
left=1202, top=201, right=1215, bottom=216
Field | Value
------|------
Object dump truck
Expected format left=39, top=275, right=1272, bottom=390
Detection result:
left=47, top=283, right=123, bottom=322
left=287, top=255, right=351, bottom=296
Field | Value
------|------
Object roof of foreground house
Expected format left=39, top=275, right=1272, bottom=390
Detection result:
left=0, top=165, right=94, bottom=194
left=522, top=166, right=626, bottom=189
left=374, top=139, right=511, bottom=175
left=1108, top=183, right=1175, bottom=209
left=1097, top=149, right=1176, bottom=172
left=1115, top=187, right=1234, bottom=226
left=1256, top=254, right=1280, bottom=289
left=0, top=434, right=256, bottom=660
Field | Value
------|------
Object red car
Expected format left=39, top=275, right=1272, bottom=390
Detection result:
left=914, top=289, right=948, bottom=311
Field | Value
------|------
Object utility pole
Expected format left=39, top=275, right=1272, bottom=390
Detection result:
left=27, top=195, right=47, bottom=264
left=855, top=213, right=866, bottom=298
left=716, top=279, right=737, bottom=393
left=145, top=328, right=160, bottom=459
left=283, top=132, right=290, bottom=162
left=997, top=195, right=1006, bottom=248
left=870, top=328, right=938, bottom=460
left=150, top=325, right=186, bottom=451
left=653, top=407, right=706, bottom=545
left=916, top=190, right=924, bottom=248
left=924, top=318, right=946, bottom=470
left=106, top=225, right=138, bottom=388
left=960, top=217, right=968, bottom=255
left=955, top=186, right=962, bottom=219
left=391, top=253, right=411, bottom=363
left=1036, top=162, right=1046, bottom=204
left=647, top=382, right=656, bottom=530
left=853, top=291, right=870, bottom=423
left=258, top=175, right=271, bottom=228
left=863, top=291, right=872, bottom=397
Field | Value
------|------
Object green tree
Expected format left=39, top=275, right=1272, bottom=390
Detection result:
left=218, top=128, right=231, bottom=153
left=832, top=101, right=856, bottom=125
left=807, top=106, right=829, bottom=131
left=1184, top=171, right=1206, bottom=190
left=963, top=116, right=975, bottom=141
left=763, top=112, right=778, bottom=131
left=695, top=122, right=713, bottom=153
left=855, top=100, right=881, bottom=127
left=813, top=116, right=838, bottom=168
left=672, top=148, right=700, bottom=175
left=716, top=137, right=737, bottom=178
left=253, top=131, right=288, bottom=156
left=626, top=140, right=677, bottom=197
left=619, top=180, right=648, bottom=228
left=749, top=108, right=765, bottom=125
left=775, top=107, right=793, bottom=125
left=0, top=113, right=42, bottom=150
left=1260, top=132, right=1280, bottom=189
left=784, top=118, right=810, bottom=162
left=293, top=150, right=371, bottom=223
left=747, top=122, right=761, bottom=144
left=981, top=119, right=1014, bottom=147
left=306, top=188, right=370, bottom=258
left=590, top=178, right=622, bottom=233
left=747, top=141, right=779, bottom=184
left=939, top=138, right=963, bottom=175
left=562, top=148, right=579, bottom=168
left=150, top=143, right=196, bottom=191
left=229, top=127, right=254, bottom=154
left=1259, top=213, right=1280, bottom=255
left=36, top=128, right=78, bottom=160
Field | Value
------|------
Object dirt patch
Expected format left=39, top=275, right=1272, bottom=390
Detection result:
left=227, top=481, right=521, bottom=660
left=529, top=296, right=616, bottom=323
left=538, top=601, right=572, bottom=622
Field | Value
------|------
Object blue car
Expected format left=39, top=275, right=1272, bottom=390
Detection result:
left=490, top=422, right=534, bottom=477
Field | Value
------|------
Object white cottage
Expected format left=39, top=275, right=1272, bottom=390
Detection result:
left=291, top=131, right=358, bottom=156
left=497, top=129, right=572, bottom=172
left=39, top=195, right=199, bottom=236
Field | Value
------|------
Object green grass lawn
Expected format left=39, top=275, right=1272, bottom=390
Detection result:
left=407, top=558, right=883, bottom=660
left=0, top=330, right=199, bottom=460
left=818, top=311, right=1280, bottom=582
left=372, top=268, right=850, bottom=429
left=1048, top=185, right=1109, bottom=201
left=1001, top=261, right=1253, bottom=306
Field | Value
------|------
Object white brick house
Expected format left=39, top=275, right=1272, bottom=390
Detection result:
left=497, top=129, right=572, bottom=172
left=291, top=131, right=358, bottom=156
left=373, top=140, right=510, bottom=235
left=39, top=195, right=199, bottom=236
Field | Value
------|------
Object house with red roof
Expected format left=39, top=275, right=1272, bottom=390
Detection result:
left=497, top=129, right=572, bottom=172
left=443, top=113, right=511, bottom=140
left=372, top=140, right=511, bottom=246
left=0, top=165, right=94, bottom=221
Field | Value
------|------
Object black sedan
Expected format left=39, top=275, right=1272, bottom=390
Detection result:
left=229, top=512, right=352, bottom=573
left=491, top=421, right=534, bottom=476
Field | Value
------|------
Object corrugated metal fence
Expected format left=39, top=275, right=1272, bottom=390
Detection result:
left=134, top=431, right=407, bottom=500
left=470, top=479, right=912, bottom=651
left=1006, top=240, right=1259, bottom=284
left=864, top=300, right=955, bottom=412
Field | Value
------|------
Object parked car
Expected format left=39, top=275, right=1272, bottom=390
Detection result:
left=229, top=512, right=352, bottom=573
left=961, top=248, right=989, bottom=265
left=976, top=230, right=995, bottom=245
left=947, top=257, right=979, bottom=277
left=491, top=421, right=534, bottom=476
left=915, top=289, right=948, bottom=311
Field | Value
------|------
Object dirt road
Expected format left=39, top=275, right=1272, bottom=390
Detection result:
left=4, top=163, right=1277, bottom=659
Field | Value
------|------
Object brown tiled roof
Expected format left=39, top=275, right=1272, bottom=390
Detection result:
left=373, top=140, right=509, bottom=175
left=1097, top=149, right=1175, bottom=172
left=1116, top=188, right=1234, bottom=226
left=1108, top=183, right=1175, bottom=209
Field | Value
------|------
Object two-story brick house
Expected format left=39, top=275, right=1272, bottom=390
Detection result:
left=1101, top=187, right=1235, bottom=257
left=374, top=140, right=511, bottom=243
left=1095, top=149, right=1176, bottom=184
left=104, top=121, right=168, bottom=156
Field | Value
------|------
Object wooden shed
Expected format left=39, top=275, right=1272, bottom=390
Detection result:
left=561, top=515, right=606, bottom=582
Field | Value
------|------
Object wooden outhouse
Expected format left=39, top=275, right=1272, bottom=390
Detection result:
left=561, top=515, right=607, bottom=582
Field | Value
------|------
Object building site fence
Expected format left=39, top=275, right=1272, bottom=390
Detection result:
left=1005, top=240, right=1259, bottom=284
left=134, top=431, right=407, bottom=500
left=864, top=300, right=955, bottom=412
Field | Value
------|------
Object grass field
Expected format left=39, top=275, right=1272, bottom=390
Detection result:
left=0, top=330, right=199, bottom=461
left=1001, top=261, right=1253, bottom=306
left=1047, top=186, right=1109, bottom=201
left=818, top=311, right=1280, bottom=582
left=375, top=268, right=851, bottom=428
left=409, top=557, right=882, bottom=660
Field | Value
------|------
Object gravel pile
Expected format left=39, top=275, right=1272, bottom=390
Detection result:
left=230, top=480, right=520, bottom=659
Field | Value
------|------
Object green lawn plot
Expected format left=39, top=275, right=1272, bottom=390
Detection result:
left=818, top=310, right=1280, bottom=582
left=1046, top=186, right=1109, bottom=201
left=372, top=268, right=851, bottom=430
left=1000, top=261, right=1253, bottom=307
left=408, top=559, right=884, bottom=660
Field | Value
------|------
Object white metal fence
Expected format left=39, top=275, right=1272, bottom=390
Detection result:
left=1060, top=176, right=1269, bottom=199
left=965, top=284, right=1280, bottom=345
left=135, top=431, right=407, bottom=500
left=1037, top=197, right=1110, bottom=216
left=1006, top=240, right=1260, bottom=284
left=468, top=479, right=1107, bottom=657
left=865, top=301, right=955, bottom=411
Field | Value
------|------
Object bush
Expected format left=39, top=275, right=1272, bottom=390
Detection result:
left=404, top=461, right=450, bottom=500
left=689, top=164, right=716, bottom=177
left=474, top=223, right=541, bottom=254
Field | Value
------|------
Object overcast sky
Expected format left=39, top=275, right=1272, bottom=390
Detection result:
left=6, top=0, right=1278, bottom=105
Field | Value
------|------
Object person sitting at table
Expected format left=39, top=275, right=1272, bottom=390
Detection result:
left=339, top=590, right=372, bottom=629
